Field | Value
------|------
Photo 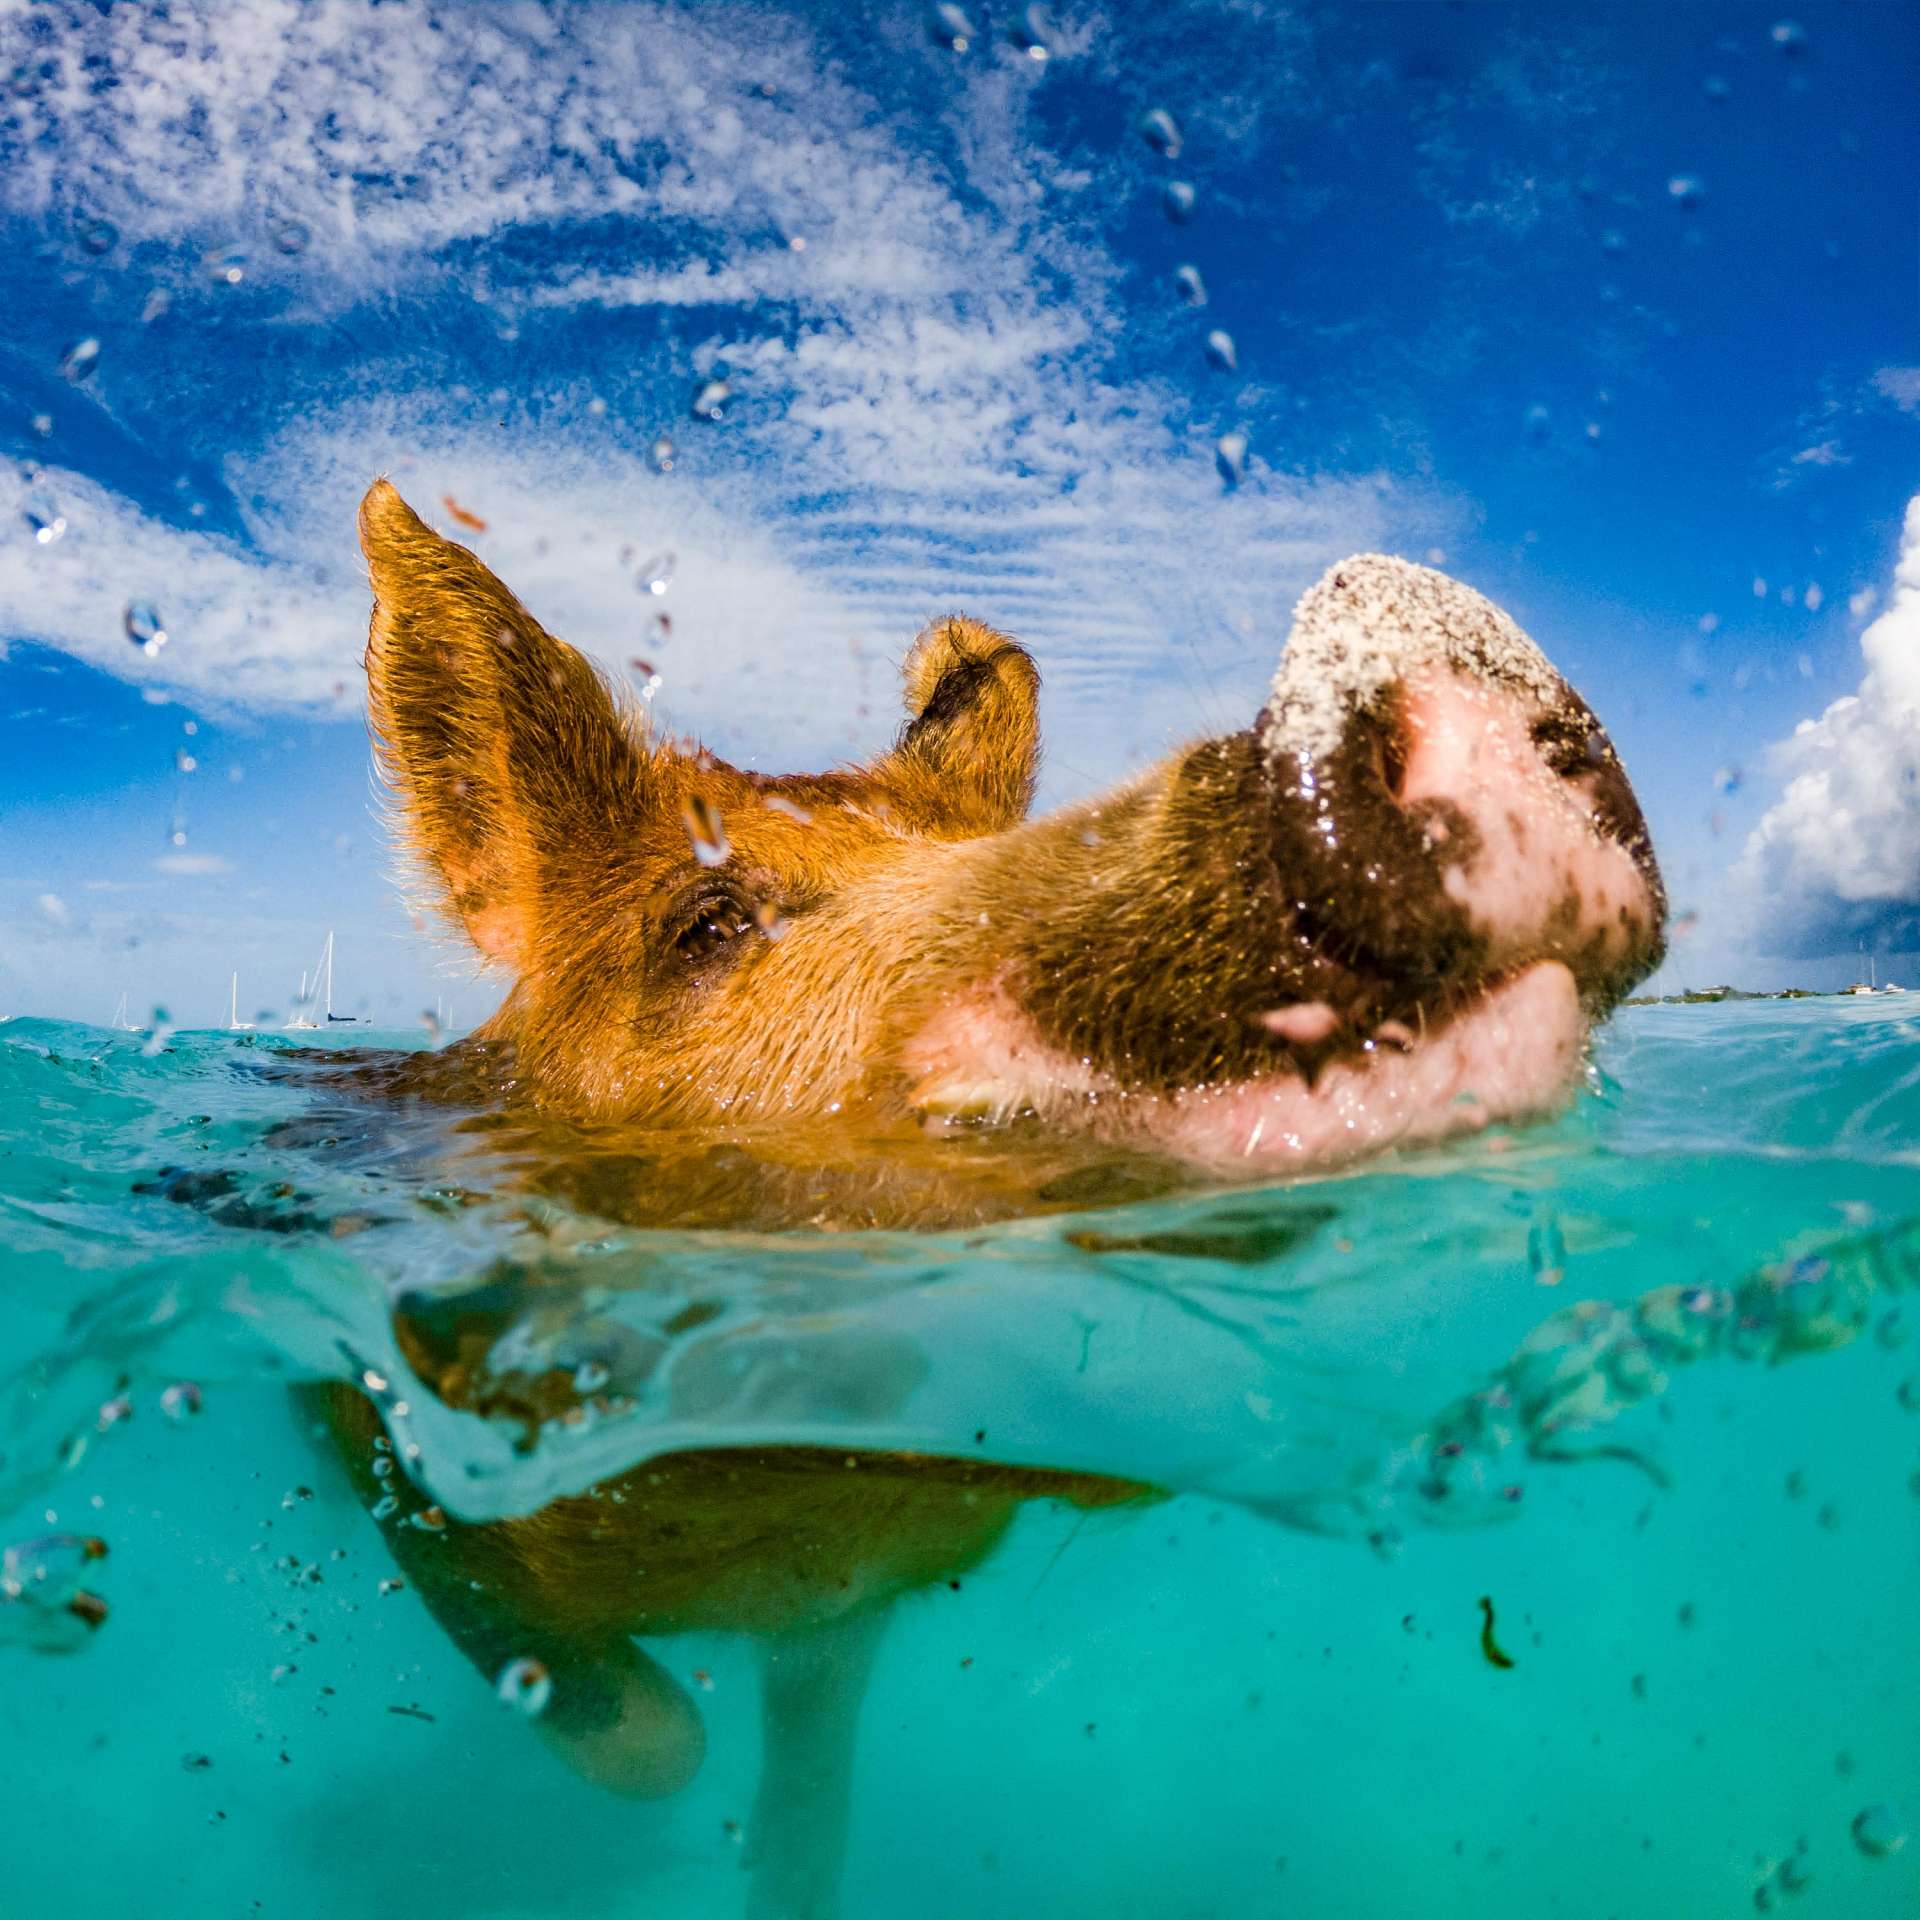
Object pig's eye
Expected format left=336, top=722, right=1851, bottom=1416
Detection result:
left=675, top=904, right=752, bottom=961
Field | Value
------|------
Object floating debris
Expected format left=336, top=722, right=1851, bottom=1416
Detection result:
left=496, top=1655, right=553, bottom=1717
left=441, top=495, right=487, bottom=533
left=1138, top=107, right=1183, bottom=159
left=1477, top=1595, right=1515, bottom=1669
left=1163, top=180, right=1196, bottom=224
left=684, top=794, right=730, bottom=867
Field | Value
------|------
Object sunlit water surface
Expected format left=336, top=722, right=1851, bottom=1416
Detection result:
left=2, top=997, right=1917, bottom=1918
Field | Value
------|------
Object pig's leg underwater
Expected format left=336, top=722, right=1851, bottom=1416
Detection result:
left=744, top=1608, right=892, bottom=1920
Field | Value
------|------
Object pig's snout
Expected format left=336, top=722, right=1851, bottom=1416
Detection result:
left=1259, top=555, right=1666, bottom=1008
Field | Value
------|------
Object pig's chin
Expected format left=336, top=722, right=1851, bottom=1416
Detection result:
left=903, top=961, right=1587, bottom=1175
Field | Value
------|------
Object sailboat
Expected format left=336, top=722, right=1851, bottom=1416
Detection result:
left=227, top=972, right=255, bottom=1032
left=283, top=931, right=357, bottom=1031
left=110, top=991, right=135, bottom=1032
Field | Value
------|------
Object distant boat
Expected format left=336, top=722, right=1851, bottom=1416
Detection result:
left=110, top=992, right=135, bottom=1032
left=227, top=972, right=255, bottom=1032
left=283, top=930, right=356, bottom=1031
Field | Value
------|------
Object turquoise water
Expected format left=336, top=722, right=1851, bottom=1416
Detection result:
left=2, top=998, right=1917, bottom=1917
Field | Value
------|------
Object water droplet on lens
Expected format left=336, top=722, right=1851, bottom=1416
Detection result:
left=76, top=216, right=117, bottom=256
left=690, top=377, right=730, bottom=422
left=1163, top=180, right=1196, bottom=223
left=23, top=486, right=66, bottom=545
left=59, top=337, right=100, bottom=383
left=371, top=1494, right=398, bottom=1520
left=1524, top=403, right=1552, bottom=441
left=1851, top=1806, right=1906, bottom=1857
left=1770, top=19, right=1807, bottom=55
left=1173, top=263, right=1207, bottom=307
left=684, top=794, right=730, bottom=867
left=1215, top=431, right=1248, bottom=487
left=925, top=2, right=974, bottom=51
left=124, top=600, right=168, bottom=656
left=1668, top=174, right=1706, bottom=210
left=1204, top=328, right=1237, bottom=372
left=496, top=1655, right=553, bottom=1716
left=203, top=245, right=247, bottom=286
left=1138, top=107, right=1183, bottom=158
left=271, top=219, right=310, bottom=256
left=650, top=432, right=677, bottom=472
left=1008, top=3, right=1052, bottom=57
left=639, top=552, right=675, bottom=596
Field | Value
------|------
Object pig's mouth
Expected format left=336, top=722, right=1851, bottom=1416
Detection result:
left=903, top=958, right=1591, bottom=1173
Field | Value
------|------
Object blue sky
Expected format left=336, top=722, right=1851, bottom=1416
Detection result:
left=2, top=0, right=1917, bottom=1025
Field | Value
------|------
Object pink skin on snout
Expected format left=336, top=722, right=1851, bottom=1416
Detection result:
left=902, top=663, right=1657, bottom=1176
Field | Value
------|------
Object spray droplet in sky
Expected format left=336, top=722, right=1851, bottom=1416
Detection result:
left=1007, top=4, right=1052, bottom=60
left=650, top=432, right=677, bottom=473
left=684, top=794, right=731, bottom=867
left=639, top=552, right=676, bottom=596
left=1215, top=431, right=1248, bottom=488
left=1162, top=180, right=1196, bottom=224
left=925, top=3, right=974, bottom=52
left=1138, top=107, right=1183, bottom=159
left=125, top=601, right=169, bottom=656
left=1204, top=329, right=1237, bottom=372
left=1173, top=263, right=1207, bottom=307
left=59, top=337, right=100, bottom=383
left=1667, top=174, right=1706, bottom=210
left=690, top=377, right=730, bottom=422
left=23, top=487, right=66, bottom=545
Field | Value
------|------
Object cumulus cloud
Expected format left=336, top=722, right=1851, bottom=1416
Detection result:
left=0, top=0, right=1432, bottom=793
left=1733, top=494, right=1920, bottom=958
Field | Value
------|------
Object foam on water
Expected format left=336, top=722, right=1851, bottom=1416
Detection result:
left=3, top=999, right=1918, bottom=1916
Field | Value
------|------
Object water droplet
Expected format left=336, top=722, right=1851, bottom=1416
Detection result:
left=1215, top=431, right=1248, bottom=488
left=370, top=1455, right=394, bottom=1480
left=650, top=432, right=677, bottom=472
left=23, top=487, right=66, bottom=545
left=378, top=1577, right=404, bottom=1596
left=1667, top=174, right=1706, bottom=210
left=59, top=337, right=100, bottom=383
left=763, top=794, right=813, bottom=825
left=1713, top=766, right=1743, bottom=796
left=1204, top=328, right=1238, bottom=372
left=370, top=1494, right=398, bottom=1520
left=75, top=216, right=118, bottom=256
left=1163, top=180, right=1196, bottom=224
left=639, top=552, right=676, bottom=596
left=174, top=746, right=197, bottom=774
left=1851, top=1806, right=1906, bottom=1857
left=1600, top=227, right=1627, bottom=254
left=684, top=794, right=730, bottom=867
left=1008, top=4, right=1052, bottom=59
left=1703, top=73, right=1732, bottom=101
left=1524, top=403, right=1552, bottom=441
left=1527, top=1218, right=1567, bottom=1285
left=496, top=1655, right=553, bottom=1716
left=203, top=246, right=247, bottom=286
left=141, top=288, right=171, bottom=324
left=925, top=2, right=974, bottom=51
left=573, top=1360, right=610, bottom=1394
left=1173, top=263, right=1207, bottom=307
left=271, top=219, right=310, bottom=256
left=646, top=610, right=673, bottom=644
left=159, top=1382, right=202, bottom=1422
left=1138, top=107, right=1183, bottom=159
left=1770, top=19, right=1807, bottom=56
left=755, top=900, right=790, bottom=940
left=29, top=412, right=51, bottom=439
left=124, top=601, right=169, bottom=656
left=690, top=377, right=730, bottom=422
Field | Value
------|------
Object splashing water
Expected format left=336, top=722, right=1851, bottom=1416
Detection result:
left=2, top=997, right=1918, bottom=1916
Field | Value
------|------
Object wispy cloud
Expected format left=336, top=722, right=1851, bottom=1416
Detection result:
left=0, top=0, right=1431, bottom=793
left=1731, top=493, right=1920, bottom=958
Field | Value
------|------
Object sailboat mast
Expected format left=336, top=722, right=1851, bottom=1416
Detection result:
left=324, top=932, right=334, bottom=1019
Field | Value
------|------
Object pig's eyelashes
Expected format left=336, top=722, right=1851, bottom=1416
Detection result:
left=669, top=881, right=758, bottom=963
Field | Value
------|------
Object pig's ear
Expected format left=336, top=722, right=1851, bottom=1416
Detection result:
left=887, top=617, right=1040, bottom=833
left=358, top=480, right=655, bottom=973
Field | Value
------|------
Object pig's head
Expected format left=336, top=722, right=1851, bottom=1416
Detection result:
left=359, top=480, right=1664, bottom=1175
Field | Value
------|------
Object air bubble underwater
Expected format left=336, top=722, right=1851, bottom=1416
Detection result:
left=496, top=1656, right=553, bottom=1717
left=1849, top=1805, right=1907, bottom=1857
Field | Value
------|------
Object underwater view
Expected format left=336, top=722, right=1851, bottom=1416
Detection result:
left=5, top=0, right=1920, bottom=1915
left=2, top=997, right=1918, bottom=1916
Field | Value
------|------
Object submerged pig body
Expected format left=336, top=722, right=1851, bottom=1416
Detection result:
left=358, top=481, right=1664, bottom=1171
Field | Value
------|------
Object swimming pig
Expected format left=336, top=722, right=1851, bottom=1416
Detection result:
left=329, top=480, right=1666, bottom=1918
left=356, top=479, right=1663, bottom=1171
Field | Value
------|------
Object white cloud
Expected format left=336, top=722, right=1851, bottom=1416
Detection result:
left=0, top=0, right=1433, bottom=794
left=1874, top=368, right=1920, bottom=414
left=1732, top=494, right=1920, bottom=957
left=151, top=853, right=233, bottom=875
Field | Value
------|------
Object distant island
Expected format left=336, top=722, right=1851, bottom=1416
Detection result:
left=1624, top=983, right=1905, bottom=1006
